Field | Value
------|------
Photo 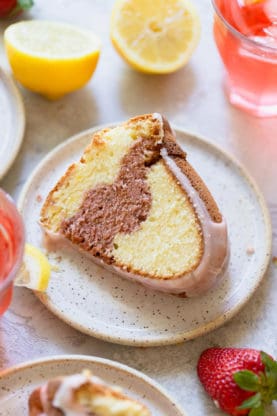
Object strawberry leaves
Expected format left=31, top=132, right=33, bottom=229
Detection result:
left=237, top=393, right=262, bottom=411
left=238, top=394, right=265, bottom=415
left=18, top=0, right=33, bottom=10
left=234, top=371, right=260, bottom=391
left=234, top=351, right=277, bottom=414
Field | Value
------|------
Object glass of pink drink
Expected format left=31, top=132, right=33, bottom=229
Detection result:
left=212, top=0, right=277, bottom=117
left=0, top=189, right=24, bottom=315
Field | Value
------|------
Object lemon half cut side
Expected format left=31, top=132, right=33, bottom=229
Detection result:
left=4, top=20, right=101, bottom=100
left=111, top=0, right=201, bottom=74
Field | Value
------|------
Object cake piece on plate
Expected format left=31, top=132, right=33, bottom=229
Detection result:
left=29, top=371, right=151, bottom=415
left=40, top=113, right=228, bottom=297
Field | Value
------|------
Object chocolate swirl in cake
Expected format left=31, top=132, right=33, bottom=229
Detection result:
left=60, top=136, right=161, bottom=263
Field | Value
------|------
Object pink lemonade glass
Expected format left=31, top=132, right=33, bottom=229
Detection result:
left=0, top=189, right=24, bottom=315
left=212, top=0, right=277, bottom=117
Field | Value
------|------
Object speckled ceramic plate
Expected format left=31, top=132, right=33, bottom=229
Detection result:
left=0, top=354, right=185, bottom=415
left=0, top=68, right=25, bottom=180
left=18, top=126, right=272, bottom=346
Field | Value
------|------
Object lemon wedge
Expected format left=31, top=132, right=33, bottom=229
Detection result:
left=244, top=0, right=264, bottom=4
left=4, top=20, right=101, bottom=100
left=110, top=0, right=201, bottom=74
left=15, top=243, right=51, bottom=291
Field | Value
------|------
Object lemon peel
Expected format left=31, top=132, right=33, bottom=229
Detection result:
left=15, top=243, right=51, bottom=292
left=244, top=0, right=265, bottom=4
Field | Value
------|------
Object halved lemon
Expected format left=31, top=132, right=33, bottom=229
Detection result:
left=15, top=243, right=51, bottom=291
left=4, top=20, right=101, bottom=100
left=110, top=0, right=201, bottom=74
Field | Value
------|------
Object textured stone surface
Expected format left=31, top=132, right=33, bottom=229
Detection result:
left=0, top=1, right=277, bottom=415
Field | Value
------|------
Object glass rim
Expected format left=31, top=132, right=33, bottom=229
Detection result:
left=0, top=189, right=25, bottom=293
left=211, top=0, right=277, bottom=53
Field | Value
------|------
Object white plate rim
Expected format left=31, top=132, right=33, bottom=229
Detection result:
left=0, top=354, right=186, bottom=415
left=0, top=68, right=25, bottom=180
left=17, top=123, right=272, bottom=347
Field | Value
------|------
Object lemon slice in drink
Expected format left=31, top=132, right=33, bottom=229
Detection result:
left=110, top=0, right=201, bottom=74
left=4, top=20, right=101, bottom=100
left=244, top=0, right=264, bottom=4
left=15, top=244, right=51, bottom=291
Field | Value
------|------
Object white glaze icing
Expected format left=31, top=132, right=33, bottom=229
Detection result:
left=51, top=373, right=107, bottom=416
left=158, top=147, right=228, bottom=296
left=40, top=384, right=49, bottom=415
left=152, top=112, right=163, bottom=125
left=52, top=373, right=89, bottom=415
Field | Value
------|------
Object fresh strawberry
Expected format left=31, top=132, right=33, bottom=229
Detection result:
left=0, top=0, right=33, bottom=18
left=197, top=348, right=277, bottom=416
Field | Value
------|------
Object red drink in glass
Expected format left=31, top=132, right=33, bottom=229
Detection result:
left=0, top=189, right=24, bottom=315
left=212, top=0, right=277, bottom=117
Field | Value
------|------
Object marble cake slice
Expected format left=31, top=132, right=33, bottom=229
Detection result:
left=40, top=113, right=228, bottom=297
left=28, top=371, right=151, bottom=415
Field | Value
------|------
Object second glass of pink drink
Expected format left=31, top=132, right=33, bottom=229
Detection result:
left=0, top=189, right=24, bottom=315
left=212, top=0, right=277, bottom=117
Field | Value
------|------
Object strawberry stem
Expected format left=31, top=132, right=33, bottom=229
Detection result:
left=234, top=370, right=260, bottom=391
left=234, top=352, right=277, bottom=414
left=237, top=393, right=261, bottom=409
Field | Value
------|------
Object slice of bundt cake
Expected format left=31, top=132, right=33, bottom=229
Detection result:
left=29, top=371, right=151, bottom=415
left=40, top=113, right=228, bottom=297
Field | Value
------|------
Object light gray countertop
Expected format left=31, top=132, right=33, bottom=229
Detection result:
left=0, top=0, right=277, bottom=415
